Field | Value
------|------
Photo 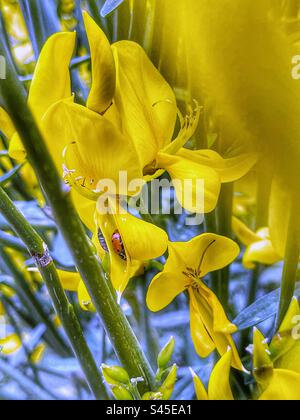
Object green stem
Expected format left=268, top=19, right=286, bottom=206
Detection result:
left=0, top=41, right=155, bottom=393
left=276, top=196, right=300, bottom=330
left=0, top=186, right=107, bottom=400
left=216, top=183, right=234, bottom=313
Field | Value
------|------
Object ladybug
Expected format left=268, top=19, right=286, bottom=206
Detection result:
left=111, top=230, right=127, bottom=261
left=97, top=229, right=109, bottom=253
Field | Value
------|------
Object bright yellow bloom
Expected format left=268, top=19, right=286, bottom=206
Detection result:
left=147, top=233, right=243, bottom=370
left=232, top=217, right=281, bottom=269
left=253, top=298, right=300, bottom=400
left=191, top=349, right=234, bottom=400
left=95, top=197, right=168, bottom=293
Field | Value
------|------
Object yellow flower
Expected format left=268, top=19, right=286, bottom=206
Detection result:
left=0, top=333, right=22, bottom=356
left=232, top=217, right=281, bottom=269
left=8, top=30, right=76, bottom=165
left=95, top=197, right=168, bottom=293
left=253, top=298, right=300, bottom=400
left=147, top=233, right=243, bottom=370
left=191, top=349, right=234, bottom=400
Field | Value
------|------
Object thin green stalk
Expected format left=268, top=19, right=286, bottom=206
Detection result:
left=216, top=183, right=234, bottom=312
left=0, top=40, right=155, bottom=393
left=0, top=186, right=107, bottom=400
left=276, top=196, right=300, bottom=330
left=205, top=210, right=221, bottom=290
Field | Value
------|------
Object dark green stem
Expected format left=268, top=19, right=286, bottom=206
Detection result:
left=216, top=183, right=234, bottom=313
left=0, top=186, right=107, bottom=400
left=0, top=40, right=155, bottom=393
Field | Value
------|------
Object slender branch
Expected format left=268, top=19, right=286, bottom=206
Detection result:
left=0, top=39, right=155, bottom=393
left=216, top=183, right=234, bottom=313
left=0, top=186, right=107, bottom=400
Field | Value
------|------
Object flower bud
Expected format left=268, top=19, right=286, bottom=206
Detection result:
left=102, top=364, right=130, bottom=385
left=157, top=336, right=175, bottom=370
left=111, top=385, right=134, bottom=401
left=159, top=364, right=177, bottom=400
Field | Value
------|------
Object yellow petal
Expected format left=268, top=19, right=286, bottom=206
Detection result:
left=83, top=12, right=116, bottom=114
left=147, top=271, right=187, bottom=313
left=194, top=289, right=243, bottom=371
left=112, top=40, right=177, bottom=168
left=178, top=149, right=257, bottom=183
left=109, top=199, right=168, bottom=262
left=253, top=328, right=274, bottom=389
left=190, top=369, right=209, bottom=401
left=161, top=103, right=201, bottom=156
left=57, top=270, right=81, bottom=292
left=8, top=132, right=26, bottom=162
left=0, top=334, right=22, bottom=355
left=78, top=280, right=96, bottom=312
left=157, top=153, right=221, bottom=213
left=182, top=233, right=240, bottom=278
left=71, top=189, right=96, bottom=232
left=243, top=239, right=281, bottom=270
left=200, top=282, right=237, bottom=334
left=208, top=350, right=234, bottom=400
left=232, top=217, right=261, bottom=247
left=28, top=32, right=75, bottom=120
left=189, top=290, right=216, bottom=358
left=54, top=101, right=142, bottom=196
left=259, top=369, right=300, bottom=400
left=0, top=107, right=15, bottom=138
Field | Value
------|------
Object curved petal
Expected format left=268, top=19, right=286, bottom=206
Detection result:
left=29, top=32, right=75, bottom=120
left=8, top=132, right=26, bottom=162
left=253, top=327, right=273, bottom=389
left=178, top=149, right=257, bottom=183
left=58, top=270, right=81, bottom=292
left=259, top=369, right=300, bottom=400
left=112, top=40, right=177, bottom=168
left=147, top=271, right=187, bottom=312
left=200, top=282, right=237, bottom=334
left=83, top=12, right=116, bottom=114
left=71, top=189, right=96, bottom=232
left=78, top=280, right=96, bottom=312
left=157, top=153, right=221, bottom=213
left=243, top=239, right=281, bottom=269
left=195, top=291, right=244, bottom=371
left=189, top=290, right=216, bottom=358
left=161, top=103, right=201, bottom=155
left=0, top=107, right=15, bottom=138
left=190, top=369, right=208, bottom=401
left=109, top=199, right=168, bottom=262
left=208, top=350, right=234, bottom=400
left=232, top=217, right=261, bottom=247
left=45, top=100, right=142, bottom=195
left=175, top=233, right=240, bottom=278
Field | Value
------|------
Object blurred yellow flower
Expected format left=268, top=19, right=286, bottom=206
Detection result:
left=253, top=298, right=300, bottom=400
left=232, top=217, right=281, bottom=269
left=147, top=233, right=243, bottom=370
